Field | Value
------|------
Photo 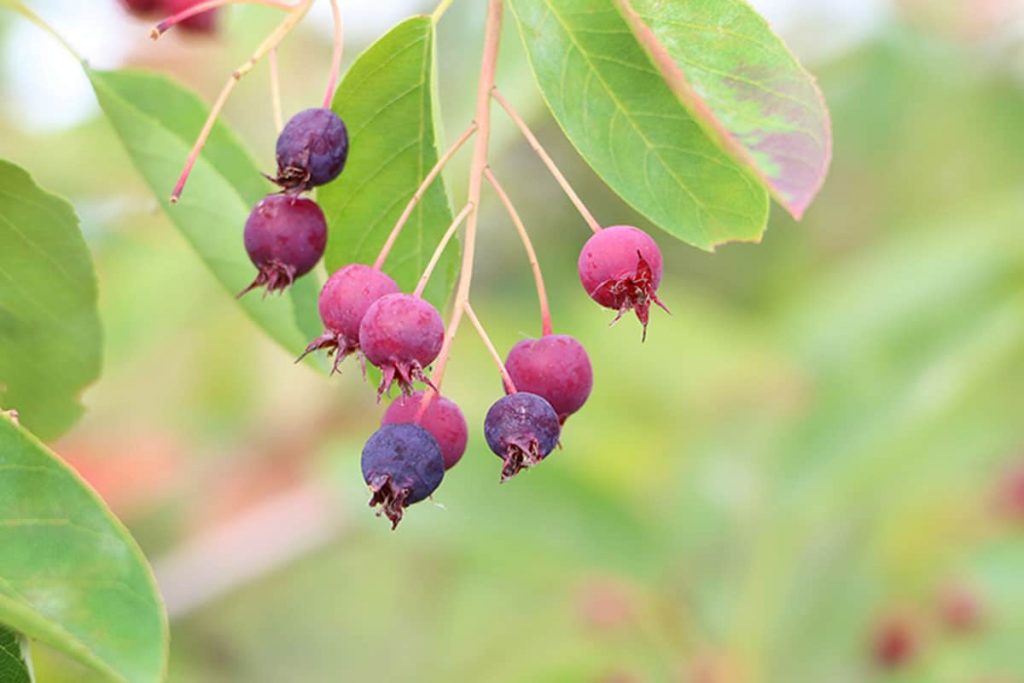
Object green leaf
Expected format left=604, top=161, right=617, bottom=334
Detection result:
left=0, top=160, right=101, bottom=440
left=0, top=414, right=167, bottom=683
left=0, top=625, right=33, bottom=683
left=87, top=68, right=321, bottom=356
left=318, top=16, right=457, bottom=307
left=508, top=0, right=768, bottom=251
left=616, top=0, right=832, bottom=219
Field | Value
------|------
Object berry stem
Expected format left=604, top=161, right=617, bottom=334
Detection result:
left=491, top=87, right=602, bottom=235
left=412, top=203, right=473, bottom=299
left=484, top=167, right=553, bottom=336
left=429, top=0, right=503, bottom=391
left=372, top=123, right=478, bottom=270
left=1, top=1, right=83, bottom=62
left=170, top=0, right=315, bottom=203
left=151, top=0, right=294, bottom=39
left=322, top=0, right=343, bottom=108
left=464, top=302, right=516, bottom=394
left=431, top=0, right=456, bottom=21
left=269, top=47, right=284, bottom=133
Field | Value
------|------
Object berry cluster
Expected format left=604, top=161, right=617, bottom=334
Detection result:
left=239, top=108, right=347, bottom=296
left=139, top=0, right=669, bottom=529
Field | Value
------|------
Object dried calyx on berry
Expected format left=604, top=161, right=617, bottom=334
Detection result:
left=505, top=334, right=592, bottom=424
left=240, top=194, right=327, bottom=297
left=274, top=108, right=349, bottom=192
left=382, top=391, right=468, bottom=470
left=362, top=423, right=445, bottom=529
left=484, top=392, right=561, bottom=482
left=299, top=264, right=399, bottom=374
left=578, top=225, right=668, bottom=340
left=359, top=293, right=445, bottom=398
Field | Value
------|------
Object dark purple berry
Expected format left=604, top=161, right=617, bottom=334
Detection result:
left=166, top=0, right=219, bottom=33
left=240, top=194, right=327, bottom=297
left=361, top=423, right=444, bottom=529
left=359, top=294, right=444, bottom=398
left=506, top=334, right=592, bottom=424
left=484, top=392, right=561, bottom=482
left=578, top=225, right=668, bottom=339
left=299, top=264, right=399, bottom=373
left=274, top=108, right=349, bottom=192
left=382, top=391, right=467, bottom=470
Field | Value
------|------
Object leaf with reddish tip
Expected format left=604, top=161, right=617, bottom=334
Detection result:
left=616, top=0, right=832, bottom=219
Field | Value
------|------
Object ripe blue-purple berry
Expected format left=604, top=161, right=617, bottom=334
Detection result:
left=362, top=423, right=444, bottom=529
left=359, top=294, right=444, bottom=398
left=506, top=335, right=592, bottom=424
left=274, top=108, right=349, bottom=192
left=382, top=391, right=467, bottom=470
left=484, top=392, right=561, bottom=482
left=299, top=264, right=399, bottom=373
left=578, top=225, right=668, bottom=339
left=240, top=194, right=327, bottom=297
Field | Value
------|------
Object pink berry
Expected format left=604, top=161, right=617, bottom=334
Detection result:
left=382, top=391, right=467, bottom=470
left=166, top=0, right=219, bottom=34
left=240, top=195, right=327, bottom=297
left=300, top=264, right=399, bottom=373
left=506, top=334, right=592, bottom=423
left=359, top=294, right=444, bottom=398
left=578, top=225, right=668, bottom=339
left=940, top=584, right=983, bottom=632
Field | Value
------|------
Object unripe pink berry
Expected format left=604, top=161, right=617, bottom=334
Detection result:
left=382, top=391, right=467, bottom=470
left=506, top=335, right=592, bottom=423
left=578, top=225, right=667, bottom=339
left=300, top=264, right=399, bottom=373
left=359, top=294, right=444, bottom=398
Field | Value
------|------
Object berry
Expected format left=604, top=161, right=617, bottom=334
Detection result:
left=240, top=194, right=327, bottom=297
left=382, top=391, right=467, bottom=470
left=578, top=225, right=668, bottom=339
left=166, top=0, right=219, bottom=34
left=300, top=264, right=399, bottom=373
left=274, top=108, right=349, bottom=192
left=871, top=615, right=919, bottom=669
left=361, top=423, right=444, bottom=529
left=506, top=334, right=592, bottom=423
left=359, top=294, right=445, bottom=398
left=484, top=392, right=561, bottom=481
left=996, top=459, right=1024, bottom=522
left=119, top=0, right=163, bottom=17
left=941, top=584, right=983, bottom=632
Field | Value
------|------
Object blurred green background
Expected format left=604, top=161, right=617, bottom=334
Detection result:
left=2, top=0, right=1024, bottom=681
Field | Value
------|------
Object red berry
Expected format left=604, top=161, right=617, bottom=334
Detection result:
left=505, top=334, right=592, bottom=423
left=872, top=615, right=919, bottom=669
left=119, top=0, right=163, bottom=18
left=382, top=391, right=467, bottom=470
left=300, top=264, right=399, bottom=373
left=578, top=225, right=668, bottom=339
left=361, top=423, right=444, bottom=529
left=484, top=392, right=561, bottom=482
left=165, top=0, right=219, bottom=34
left=240, top=195, right=327, bottom=297
left=359, top=294, right=444, bottom=398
